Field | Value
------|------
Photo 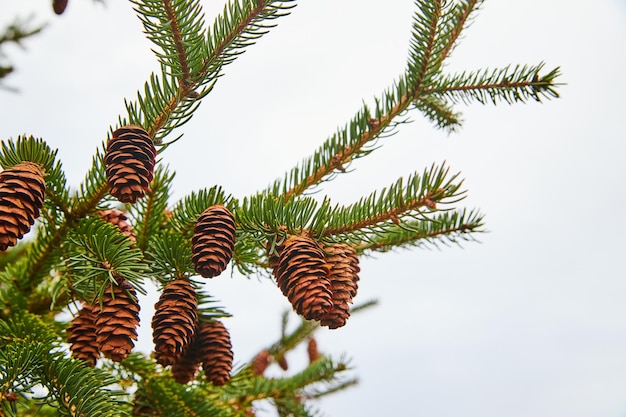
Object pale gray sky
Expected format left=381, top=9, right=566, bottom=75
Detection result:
left=2, top=1, right=626, bottom=416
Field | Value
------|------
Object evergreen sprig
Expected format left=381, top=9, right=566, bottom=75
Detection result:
left=147, top=230, right=194, bottom=282
left=170, top=185, right=232, bottom=237
left=426, top=63, right=562, bottom=105
left=66, top=217, right=147, bottom=301
left=129, top=164, right=174, bottom=252
left=355, top=207, right=485, bottom=253
left=0, top=312, right=126, bottom=417
left=322, top=163, right=465, bottom=242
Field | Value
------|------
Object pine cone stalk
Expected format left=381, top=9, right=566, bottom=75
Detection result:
left=104, top=125, right=156, bottom=204
left=0, top=161, right=46, bottom=251
left=152, top=279, right=198, bottom=366
left=191, top=204, right=236, bottom=278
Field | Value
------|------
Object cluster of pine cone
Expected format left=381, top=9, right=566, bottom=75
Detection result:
left=2, top=124, right=361, bottom=387
left=270, top=236, right=360, bottom=329
left=151, top=279, right=233, bottom=385
left=67, top=126, right=235, bottom=384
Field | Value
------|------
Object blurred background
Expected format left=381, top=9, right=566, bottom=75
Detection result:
left=1, top=1, right=626, bottom=416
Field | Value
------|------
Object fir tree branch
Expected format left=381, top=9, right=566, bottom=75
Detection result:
left=321, top=164, right=465, bottom=240
left=126, top=0, right=296, bottom=143
left=129, top=165, right=174, bottom=253
left=407, top=0, right=443, bottom=88
left=414, top=94, right=462, bottom=132
left=355, top=208, right=485, bottom=253
left=437, top=0, right=483, bottom=61
left=424, top=63, right=562, bottom=105
left=271, top=76, right=414, bottom=200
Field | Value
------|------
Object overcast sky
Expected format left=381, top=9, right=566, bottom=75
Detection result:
left=2, top=1, right=626, bottom=416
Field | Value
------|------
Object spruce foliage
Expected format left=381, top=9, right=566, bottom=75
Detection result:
left=0, top=1, right=561, bottom=416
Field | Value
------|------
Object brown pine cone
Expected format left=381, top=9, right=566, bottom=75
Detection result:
left=171, top=341, right=201, bottom=384
left=273, top=235, right=333, bottom=321
left=191, top=205, right=236, bottom=278
left=276, top=354, right=289, bottom=371
left=251, top=349, right=270, bottom=376
left=94, top=281, right=140, bottom=362
left=66, top=303, right=100, bottom=366
left=319, top=243, right=360, bottom=329
left=196, top=320, right=233, bottom=386
left=307, top=337, right=320, bottom=363
left=97, top=208, right=137, bottom=244
left=152, top=279, right=198, bottom=366
left=105, top=125, right=156, bottom=204
left=53, top=0, right=68, bottom=14
left=0, top=162, right=45, bottom=251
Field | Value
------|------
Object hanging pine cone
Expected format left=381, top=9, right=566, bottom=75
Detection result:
left=307, top=337, right=320, bottom=363
left=276, top=354, right=289, bottom=371
left=66, top=303, right=100, bottom=366
left=273, top=235, right=333, bottom=321
left=251, top=349, right=270, bottom=376
left=319, top=243, right=360, bottom=329
left=196, top=320, right=233, bottom=386
left=152, top=279, right=198, bottom=366
left=98, top=208, right=137, bottom=245
left=171, top=341, right=201, bottom=384
left=0, top=162, right=45, bottom=251
left=191, top=205, right=236, bottom=278
left=53, top=0, right=68, bottom=14
left=105, top=125, right=156, bottom=204
left=94, top=281, right=140, bottom=362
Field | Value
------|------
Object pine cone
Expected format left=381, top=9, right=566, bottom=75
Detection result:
left=276, top=354, right=289, bottom=371
left=105, top=125, right=156, bottom=204
left=0, top=162, right=45, bottom=251
left=196, top=320, right=233, bottom=386
left=319, top=243, right=360, bottom=329
left=98, top=208, right=137, bottom=244
left=307, top=337, right=320, bottom=363
left=191, top=205, right=236, bottom=278
left=251, top=349, right=270, bottom=376
left=273, top=235, right=333, bottom=321
left=66, top=303, right=100, bottom=366
left=94, top=281, right=140, bottom=362
left=171, top=341, right=201, bottom=384
left=53, top=0, right=68, bottom=14
left=152, top=279, right=198, bottom=366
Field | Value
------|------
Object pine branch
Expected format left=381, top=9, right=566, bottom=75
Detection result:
left=413, top=94, right=462, bottom=132
left=66, top=217, right=147, bottom=302
left=322, top=163, right=466, bottom=240
left=406, top=0, right=443, bottom=88
left=147, top=230, right=194, bottom=282
left=425, top=63, right=562, bottom=105
left=354, top=207, right=485, bottom=253
left=124, top=0, right=296, bottom=144
left=142, top=375, right=230, bottom=417
left=437, top=0, right=484, bottom=61
left=40, top=355, right=130, bottom=417
left=267, top=75, right=415, bottom=200
left=129, top=165, right=174, bottom=252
